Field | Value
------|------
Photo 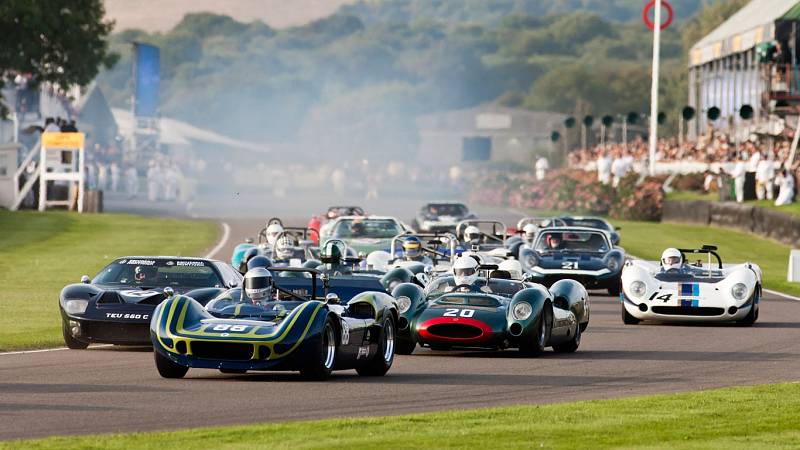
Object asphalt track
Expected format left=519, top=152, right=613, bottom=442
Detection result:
left=2, top=208, right=800, bottom=440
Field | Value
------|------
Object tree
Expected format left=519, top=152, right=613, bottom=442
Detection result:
left=0, top=0, right=117, bottom=114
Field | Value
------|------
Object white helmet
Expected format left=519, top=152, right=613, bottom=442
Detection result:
left=522, top=223, right=537, bottom=243
left=266, top=223, right=284, bottom=245
left=498, top=259, right=523, bottom=280
left=244, top=267, right=273, bottom=305
left=661, top=247, right=683, bottom=271
left=366, top=251, right=392, bottom=271
left=464, top=225, right=481, bottom=244
left=452, top=255, right=480, bottom=286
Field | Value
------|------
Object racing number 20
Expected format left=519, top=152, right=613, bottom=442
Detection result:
left=444, top=309, right=475, bottom=318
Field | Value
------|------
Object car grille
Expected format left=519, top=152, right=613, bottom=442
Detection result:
left=82, top=322, right=150, bottom=343
left=651, top=306, right=725, bottom=317
left=191, top=341, right=255, bottom=360
left=427, top=323, right=483, bottom=339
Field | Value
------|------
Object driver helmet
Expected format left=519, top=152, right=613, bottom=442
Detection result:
left=322, top=241, right=344, bottom=264
left=244, top=267, right=273, bottom=305
left=401, top=235, right=422, bottom=260
left=464, top=225, right=481, bottom=244
left=661, top=247, right=683, bottom=270
left=265, top=223, right=284, bottom=245
left=349, top=219, right=365, bottom=236
left=366, top=251, right=392, bottom=271
left=498, top=259, right=523, bottom=280
left=452, top=255, right=480, bottom=286
left=134, top=265, right=157, bottom=283
left=247, top=255, right=272, bottom=271
left=275, top=235, right=296, bottom=260
left=522, top=223, right=537, bottom=243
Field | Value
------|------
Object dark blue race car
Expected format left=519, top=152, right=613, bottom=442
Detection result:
left=521, top=227, right=624, bottom=295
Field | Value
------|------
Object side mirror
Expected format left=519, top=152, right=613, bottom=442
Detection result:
left=522, top=272, right=535, bottom=282
left=163, top=287, right=175, bottom=298
left=226, top=279, right=239, bottom=288
left=415, top=272, right=430, bottom=285
left=80, top=275, right=91, bottom=284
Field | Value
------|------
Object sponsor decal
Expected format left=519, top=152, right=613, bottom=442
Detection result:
left=176, top=261, right=205, bottom=267
left=356, top=346, right=370, bottom=359
left=165, top=261, right=175, bottom=266
left=106, top=313, right=150, bottom=320
left=126, top=259, right=155, bottom=265
left=118, top=259, right=127, bottom=265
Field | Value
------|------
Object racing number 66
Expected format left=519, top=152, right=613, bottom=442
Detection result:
left=443, top=309, right=475, bottom=318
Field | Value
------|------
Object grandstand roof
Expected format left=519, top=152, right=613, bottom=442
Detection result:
left=690, top=0, right=800, bottom=67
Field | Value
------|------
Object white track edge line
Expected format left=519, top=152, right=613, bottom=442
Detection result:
left=203, top=221, right=230, bottom=259
left=0, top=344, right=113, bottom=356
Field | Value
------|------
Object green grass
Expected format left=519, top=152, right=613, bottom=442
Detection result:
left=665, top=190, right=718, bottom=202
left=4, top=383, right=800, bottom=449
left=0, top=211, right=218, bottom=351
left=666, top=190, right=800, bottom=217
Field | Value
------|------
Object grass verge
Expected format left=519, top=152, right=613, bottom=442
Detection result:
left=666, top=190, right=800, bottom=217
left=0, top=210, right=218, bottom=351
left=3, top=383, right=799, bottom=449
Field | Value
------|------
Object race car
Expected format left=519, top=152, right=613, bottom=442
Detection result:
left=308, top=206, right=365, bottom=244
left=391, top=264, right=589, bottom=356
left=547, top=216, right=621, bottom=245
left=521, top=227, right=624, bottom=294
left=455, top=219, right=508, bottom=252
left=411, top=201, right=476, bottom=233
left=320, top=215, right=408, bottom=255
left=60, top=257, right=242, bottom=348
left=620, top=245, right=761, bottom=326
left=150, top=267, right=397, bottom=380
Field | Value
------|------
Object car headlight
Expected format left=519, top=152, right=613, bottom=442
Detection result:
left=731, top=283, right=748, bottom=301
left=396, top=296, right=412, bottom=314
left=63, top=299, right=89, bottom=315
left=607, top=257, right=620, bottom=272
left=512, top=302, right=533, bottom=321
left=628, top=281, right=646, bottom=298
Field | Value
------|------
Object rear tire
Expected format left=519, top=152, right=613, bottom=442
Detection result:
left=300, top=318, right=337, bottom=380
left=395, top=338, right=416, bottom=355
left=62, top=322, right=89, bottom=350
left=356, top=315, right=396, bottom=376
left=621, top=305, right=640, bottom=325
left=519, top=310, right=549, bottom=357
left=552, top=321, right=581, bottom=353
left=154, top=351, right=189, bottom=379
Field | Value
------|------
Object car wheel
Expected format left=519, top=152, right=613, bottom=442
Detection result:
left=735, top=304, right=758, bottom=327
left=62, top=321, right=89, bottom=350
left=552, top=321, right=581, bottom=353
left=579, top=322, right=588, bottom=332
left=395, top=337, right=416, bottom=355
left=519, top=310, right=549, bottom=357
left=356, top=315, right=396, bottom=376
left=621, top=305, right=640, bottom=325
left=300, top=317, right=337, bottom=380
left=154, top=351, right=189, bottom=379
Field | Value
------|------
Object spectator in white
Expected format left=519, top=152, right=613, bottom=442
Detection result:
left=774, top=167, right=795, bottom=206
left=97, top=162, right=108, bottom=191
left=535, top=155, right=549, bottom=181
left=611, top=151, right=627, bottom=188
left=703, top=170, right=715, bottom=192
left=747, top=146, right=761, bottom=172
left=86, top=162, right=97, bottom=190
left=730, top=153, right=747, bottom=203
left=164, top=163, right=179, bottom=201
left=596, top=150, right=612, bottom=185
left=124, top=164, right=139, bottom=199
left=110, top=162, right=120, bottom=192
left=755, top=152, right=774, bottom=201
left=147, top=161, right=160, bottom=202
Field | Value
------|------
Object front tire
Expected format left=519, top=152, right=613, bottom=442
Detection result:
left=621, top=305, right=640, bottom=325
left=552, top=321, right=581, bottom=353
left=62, top=321, right=89, bottom=350
left=395, top=337, right=416, bottom=355
left=154, top=351, right=189, bottom=379
left=519, top=309, right=550, bottom=357
left=735, top=304, right=758, bottom=327
left=300, top=317, right=337, bottom=380
left=356, top=315, right=396, bottom=376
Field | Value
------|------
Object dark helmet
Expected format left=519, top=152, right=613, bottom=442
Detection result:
left=247, top=255, right=272, bottom=270
left=321, top=241, right=344, bottom=264
left=244, top=267, right=273, bottom=305
left=238, top=247, right=260, bottom=274
left=401, top=235, right=422, bottom=259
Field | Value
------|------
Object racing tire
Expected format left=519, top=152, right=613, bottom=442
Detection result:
left=552, top=321, right=581, bottom=353
left=154, top=351, right=189, bottom=379
left=219, top=369, right=247, bottom=374
left=395, top=337, right=416, bottom=355
left=735, top=305, right=758, bottom=327
left=62, top=322, right=89, bottom=350
left=607, top=279, right=621, bottom=297
left=300, top=317, right=337, bottom=380
left=356, top=315, right=396, bottom=377
left=579, top=321, right=588, bottom=332
left=519, top=309, right=550, bottom=357
left=621, top=305, right=640, bottom=325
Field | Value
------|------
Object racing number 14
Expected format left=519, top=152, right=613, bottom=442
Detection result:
left=444, top=309, right=475, bottom=318
left=649, top=292, right=673, bottom=302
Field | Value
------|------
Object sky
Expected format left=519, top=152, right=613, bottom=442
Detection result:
left=104, top=0, right=359, bottom=31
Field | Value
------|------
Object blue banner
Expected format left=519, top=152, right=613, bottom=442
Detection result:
left=133, top=43, right=160, bottom=117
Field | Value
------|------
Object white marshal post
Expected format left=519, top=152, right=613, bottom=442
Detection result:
left=647, top=0, right=662, bottom=176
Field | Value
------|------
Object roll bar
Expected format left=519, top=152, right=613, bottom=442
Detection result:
left=455, top=220, right=507, bottom=245
left=516, top=217, right=566, bottom=231
left=678, top=245, right=722, bottom=269
left=268, top=266, right=322, bottom=300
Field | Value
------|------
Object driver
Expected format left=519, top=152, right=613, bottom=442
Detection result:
left=463, top=225, right=482, bottom=246
left=243, top=267, right=274, bottom=306
left=546, top=233, right=563, bottom=250
left=133, top=265, right=157, bottom=284
left=349, top=218, right=365, bottom=237
left=522, top=223, right=538, bottom=245
left=274, top=235, right=299, bottom=263
left=320, top=241, right=351, bottom=274
left=265, top=223, right=284, bottom=246
left=661, top=247, right=684, bottom=272
left=447, top=255, right=487, bottom=292
left=400, top=235, right=432, bottom=264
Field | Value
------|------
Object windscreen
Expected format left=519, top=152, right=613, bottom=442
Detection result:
left=534, top=231, right=609, bottom=253
left=94, top=259, right=223, bottom=288
left=332, top=219, right=402, bottom=238
left=427, top=204, right=467, bottom=216
left=561, top=218, right=611, bottom=231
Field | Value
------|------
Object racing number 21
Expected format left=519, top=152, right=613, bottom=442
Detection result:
left=444, top=309, right=475, bottom=318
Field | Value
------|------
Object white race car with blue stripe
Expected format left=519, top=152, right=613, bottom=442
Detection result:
left=620, top=245, right=761, bottom=325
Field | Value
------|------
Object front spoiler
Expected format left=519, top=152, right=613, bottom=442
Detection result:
left=621, top=294, right=755, bottom=322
